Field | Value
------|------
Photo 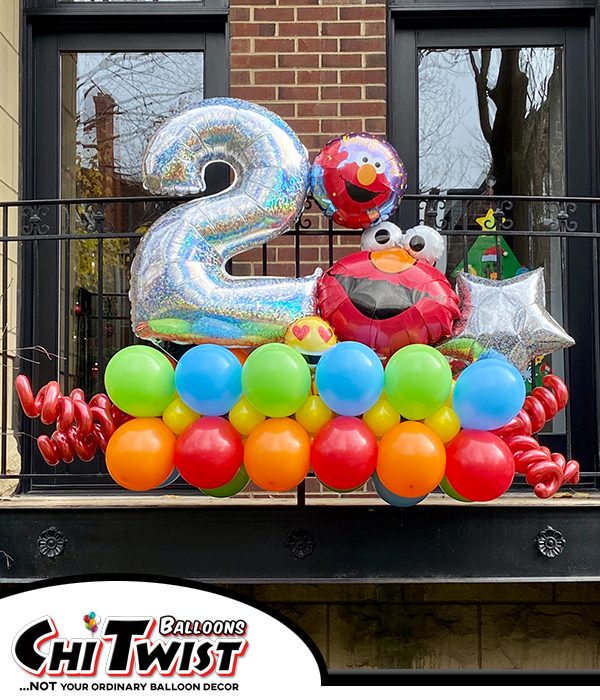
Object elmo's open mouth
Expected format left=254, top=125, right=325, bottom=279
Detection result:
left=343, top=179, right=385, bottom=203
left=334, top=275, right=436, bottom=321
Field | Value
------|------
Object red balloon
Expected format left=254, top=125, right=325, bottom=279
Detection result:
left=318, top=249, right=460, bottom=357
left=445, top=430, right=515, bottom=502
left=175, top=417, right=243, bottom=489
left=311, top=416, right=377, bottom=491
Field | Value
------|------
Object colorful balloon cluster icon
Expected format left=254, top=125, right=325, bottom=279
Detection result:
left=83, top=611, right=100, bottom=633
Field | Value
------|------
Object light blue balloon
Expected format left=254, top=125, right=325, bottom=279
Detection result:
left=452, top=358, right=526, bottom=430
left=156, top=468, right=181, bottom=489
left=315, top=341, right=384, bottom=416
left=175, top=345, right=242, bottom=416
left=373, top=472, right=428, bottom=507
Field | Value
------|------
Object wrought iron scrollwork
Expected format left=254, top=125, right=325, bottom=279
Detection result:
left=285, top=528, right=315, bottom=559
left=37, top=528, right=67, bottom=559
left=536, top=526, right=565, bottom=558
left=79, top=202, right=115, bottom=234
left=22, top=205, right=50, bottom=235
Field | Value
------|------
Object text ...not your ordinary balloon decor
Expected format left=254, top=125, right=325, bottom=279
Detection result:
left=130, top=98, right=320, bottom=347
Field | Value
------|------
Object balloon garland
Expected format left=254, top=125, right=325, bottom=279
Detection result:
left=15, top=99, right=580, bottom=503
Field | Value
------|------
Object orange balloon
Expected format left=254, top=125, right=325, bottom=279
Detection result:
left=245, top=418, right=310, bottom=492
left=228, top=348, right=249, bottom=366
left=106, top=418, right=176, bottom=491
left=376, top=420, right=445, bottom=498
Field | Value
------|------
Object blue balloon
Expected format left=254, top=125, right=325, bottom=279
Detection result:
left=156, top=468, right=181, bottom=489
left=373, top=472, right=428, bottom=507
left=315, top=341, right=384, bottom=416
left=175, top=345, right=242, bottom=416
left=452, top=358, right=526, bottom=430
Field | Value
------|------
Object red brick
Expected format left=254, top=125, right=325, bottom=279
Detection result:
left=297, top=6, right=337, bottom=21
left=340, top=37, right=385, bottom=53
left=284, top=118, right=321, bottom=133
left=254, top=6, right=294, bottom=21
left=300, top=134, right=330, bottom=150
left=365, top=53, right=386, bottom=68
left=365, top=21, right=386, bottom=36
left=366, top=118, right=386, bottom=133
left=321, top=53, right=362, bottom=68
left=277, top=246, right=319, bottom=262
left=254, top=70, right=296, bottom=85
left=297, top=102, right=338, bottom=117
left=321, top=118, right=364, bottom=133
left=230, top=38, right=251, bottom=53
left=230, top=6, right=250, bottom=22
left=278, top=86, right=319, bottom=101
left=297, top=70, right=338, bottom=85
left=340, top=69, right=386, bottom=84
left=338, top=234, right=364, bottom=245
left=297, top=38, right=338, bottom=53
left=299, top=262, right=321, bottom=276
left=261, top=102, right=296, bottom=118
left=230, top=262, right=253, bottom=276
left=231, top=0, right=275, bottom=4
left=341, top=101, right=386, bottom=117
left=279, top=53, right=319, bottom=68
left=366, top=85, right=386, bottom=100
left=298, top=234, right=330, bottom=246
left=278, top=22, right=319, bottom=37
left=339, top=6, right=384, bottom=20
left=231, top=54, right=276, bottom=69
left=264, top=262, right=296, bottom=276
left=278, top=0, right=319, bottom=4
left=230, top=71, right=251, bottom=86
left=231, top=23, right=275, bottom=37
left=230, top=85, right=276, bottom=101
left=254, top=38, right=295, bottom=53
left=320, top=85, right=361, bottom=100
left=322, top=22, right=362, bottom=37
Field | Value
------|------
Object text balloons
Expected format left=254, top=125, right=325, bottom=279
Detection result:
left=445, top=430, right=515, bottom=501
left=384, top=345, right=452, bottom=420
left=105, top=345, right=175, bottom=417
left=200, top=465, right=250, bottom=498
left=316, top=342, right=383, bottom=416
left=244, top=418, right=310, bottom=491
left=242, top=344, right=311, bottom=417
left=175, top=345, right=242, bottom=416
left=311, top=417, right=378, bottom=491
left=376, top=421, right=445, bottom=498
left=372, top=472, right=428, bottom=507
left=174, top=417, right=243, bottom=489
left=106, top=418, right=175, bottom=491
left=452, top=358, right=526, bottom=431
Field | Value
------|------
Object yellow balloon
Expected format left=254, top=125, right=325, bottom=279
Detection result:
left=162, top=397, right=200, bottom=435
left=362, top=398, right=400, bottom=437
left=295, top=395, right=333, bottom=434
left=444, top=379, right=456, bottom=408
left=424, top=406, right=461, bottom=444
left=229, top=397, right=266, bottom=435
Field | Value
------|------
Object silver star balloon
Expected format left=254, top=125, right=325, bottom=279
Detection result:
left=436, top=268, right=574, bottom=371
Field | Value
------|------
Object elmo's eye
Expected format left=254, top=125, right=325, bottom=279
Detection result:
left=409, top=235, right=425, bottom=252
left=362, top=157, right=369, bottom=163
left=401, top=225, right=445, bottom=265
left=361, top=222, right=403, bottom=252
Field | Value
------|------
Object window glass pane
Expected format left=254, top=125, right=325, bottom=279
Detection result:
left=60, top=51, right=203, bottom=396
left=418, top=46, right=566, bottom=432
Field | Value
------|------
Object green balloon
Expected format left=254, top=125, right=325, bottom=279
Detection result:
left=104, top=345, right=175, bottom=417
left=200, top=465, right=250, bottom=498
left=318, top=478, right=366, bottom=494
left=440, top=475, right=471, bottom=502
left=384, top=344, right=452, bottom=420
left=242, top=344, right=311, bottom=417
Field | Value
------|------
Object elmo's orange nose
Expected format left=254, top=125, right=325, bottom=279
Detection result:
left=357, top=163, right=377, bottom=187
left=370, top=248, right=416, bottom=274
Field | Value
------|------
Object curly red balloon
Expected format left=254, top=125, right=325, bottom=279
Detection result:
left=15, top=375, right=131, bottom=466
left=493, top=373, right=579, bottom=499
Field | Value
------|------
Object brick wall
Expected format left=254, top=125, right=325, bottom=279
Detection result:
left=229, top=0, right=387, bottom=278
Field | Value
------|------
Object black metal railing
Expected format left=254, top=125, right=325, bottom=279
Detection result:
left=2, top=192, right=599, bottom=499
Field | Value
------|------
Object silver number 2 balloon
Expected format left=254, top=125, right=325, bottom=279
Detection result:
left=130, top=98, right=320, bottom=346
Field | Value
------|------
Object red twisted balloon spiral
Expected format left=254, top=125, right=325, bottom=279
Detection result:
left=493, top=374, right=579, bottom=499
left=15, top=375, right=131, bottom=466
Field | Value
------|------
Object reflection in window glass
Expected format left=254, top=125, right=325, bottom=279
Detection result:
left=60, top=52, right=203, bottom=396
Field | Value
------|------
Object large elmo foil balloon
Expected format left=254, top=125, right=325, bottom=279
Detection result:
left=318, top=248, right=460, bottom=357
left=311, top=133, right=407, bottom=229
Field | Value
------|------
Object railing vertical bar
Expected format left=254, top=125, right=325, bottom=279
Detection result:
left=296, top=480, right=305, bottom=507
left=97, top=229, right=105, bottom=394
left=1, top=206, right=8, bottom=476
left=295, top=227, right=301, bottom=278
left=262, top=243, right=267, bottom=276
left=328, top=219, right=334, bottom=267
left=128, top=202, right=135, bottom=346
left=462, top=200, right=468, bottom=272
left=63, top=204, right=71, bottom=393
left=560, top=232, right=572, bottom=459
left=593, top=202, right=600, bottom=486
left=527, top=203, right=535, bottom=388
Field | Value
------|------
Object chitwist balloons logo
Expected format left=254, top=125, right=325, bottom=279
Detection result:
left=0, top=577, right=326, bottom=698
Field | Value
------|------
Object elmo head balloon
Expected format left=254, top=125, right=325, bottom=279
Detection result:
left=311, top=133, right=407, bottom=229
left=318, top=248, right=460, bottom=357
